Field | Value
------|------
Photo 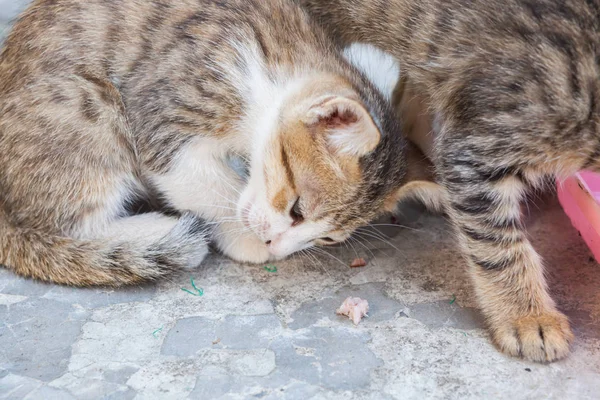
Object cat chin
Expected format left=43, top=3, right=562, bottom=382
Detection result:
left=266, top=239, right=312, bottom=259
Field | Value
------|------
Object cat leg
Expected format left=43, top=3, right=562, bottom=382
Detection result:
left=440, top=157, right=573, bottom=362
left=390, top=76, right=448, bottom=213
left=392, top=75, right=435, bottom=160
left=151, top=138, right=271, bottom=264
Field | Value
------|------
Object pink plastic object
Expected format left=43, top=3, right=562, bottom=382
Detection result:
left=557, top=171, right=600, bottom=262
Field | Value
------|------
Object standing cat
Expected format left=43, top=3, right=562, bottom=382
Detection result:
left=0, top=0, right=429, bottom=287
left=300, top=0, right=599, bottom=362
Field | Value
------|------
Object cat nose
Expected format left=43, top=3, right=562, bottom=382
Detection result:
left=265, top=240, right=272, bottom=245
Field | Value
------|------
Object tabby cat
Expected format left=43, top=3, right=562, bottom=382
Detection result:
left=0, top=0, right=434, bottom=287
left=300, top=0, right=599, bottom=362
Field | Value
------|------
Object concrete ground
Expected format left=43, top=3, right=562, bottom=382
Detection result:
left=1, top=2, right=600, bottom=399
left=2, top=196, right=600, bottom=399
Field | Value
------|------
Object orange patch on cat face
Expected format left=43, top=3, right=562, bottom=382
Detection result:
left=264, top=120, right=363, bottom=220
left=271, top=187, right=291, bottom=212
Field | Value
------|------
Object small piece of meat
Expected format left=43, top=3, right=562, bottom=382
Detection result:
left=336, top=297, right=369, bottom=325
left=350, top=258, right=367, bottom=268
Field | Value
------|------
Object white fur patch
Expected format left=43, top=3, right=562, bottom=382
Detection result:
left=343, top=43, right=401, bottom=100
left=97, top=213, right=180, bottom=244
left=491, top=176, right=526, bottom=222
left=234, top=40, right=311, bottom=159
left=151, top=137, right=241, bottom=220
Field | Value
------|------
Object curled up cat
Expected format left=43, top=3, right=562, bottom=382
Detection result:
left=0, top=0, right=440, bottom=286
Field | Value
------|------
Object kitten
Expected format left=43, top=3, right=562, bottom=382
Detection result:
left=299, top=0, right=598, bottom=362
left=0, top=0, right=427, bottom=287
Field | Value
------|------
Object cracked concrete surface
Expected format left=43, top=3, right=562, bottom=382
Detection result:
left=1, top=2, right=600, bottom=399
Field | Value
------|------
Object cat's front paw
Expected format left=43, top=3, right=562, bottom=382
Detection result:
left=492, top=311, right=574, bottom=362
left=216, top=229, right=270, bottom=264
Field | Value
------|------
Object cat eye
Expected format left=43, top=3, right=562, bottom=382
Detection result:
left=319, top=237, right=336, bottom=244
left=290, top=197, right=304, bottom=226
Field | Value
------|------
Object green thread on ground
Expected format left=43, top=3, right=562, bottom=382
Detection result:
left=190, top=277, right=203, bottom=294
left=181, top=277, right=204, bottom=296
left=449, top=294, right=456, bottom=305
left=263, top=265, right=277, bottom=273
left=152, top=327, right=163, bottom=338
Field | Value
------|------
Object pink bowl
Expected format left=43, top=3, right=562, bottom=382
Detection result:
left=557, top=171, right=600, bottom=262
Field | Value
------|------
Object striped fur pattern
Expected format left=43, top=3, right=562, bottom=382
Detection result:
left=0, top=0, right=414, bottom=286
left=299, top=0, right=600, bottom=362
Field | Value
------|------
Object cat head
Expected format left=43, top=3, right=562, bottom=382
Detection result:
left=237, top=73, right=413, bottom=259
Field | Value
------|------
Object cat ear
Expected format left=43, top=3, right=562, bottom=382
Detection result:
left=303, top=97, right=381, bottom=156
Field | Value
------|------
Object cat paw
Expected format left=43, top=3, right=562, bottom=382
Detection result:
left=217, top=231, right=270, bottom=264
left=492, top=312, right=574, bottom=362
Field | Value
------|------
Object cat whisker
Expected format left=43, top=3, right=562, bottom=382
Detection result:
left=364, top=223, right=423, bottom=232
left=304, top=249, right=323, bottom=268
left=355, top=226, right=393, bottom=242
left=348, top=234, right=384, bottom=260
left=299, top=248, right=321, bottom=271
left=343, top=236, right=361, bottom=260
left=308, top=246, right=347, bottom=270
left=303, top=248, right=332, bottom=278
left=218, top=174, right=244, bottom=196
left=205, top=186, right=240, bottom=207
left=188, top=203, right=238, bottom=212
left=211, top=227, right=253, bottom=241
left=353, top=229, right=401, bottom=254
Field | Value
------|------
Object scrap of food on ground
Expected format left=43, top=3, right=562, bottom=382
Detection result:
left=336, top=297, right=369, bottom=325
left=350, top=257, right=368, bottom=268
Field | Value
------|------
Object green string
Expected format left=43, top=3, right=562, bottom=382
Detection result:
left=263, top=265, right=277, bottom=273
left=152, top=327, right=163, bottom=338
left=181, top=277, right=204, bottom=296
left=449, top=294, right=456, bottom=305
